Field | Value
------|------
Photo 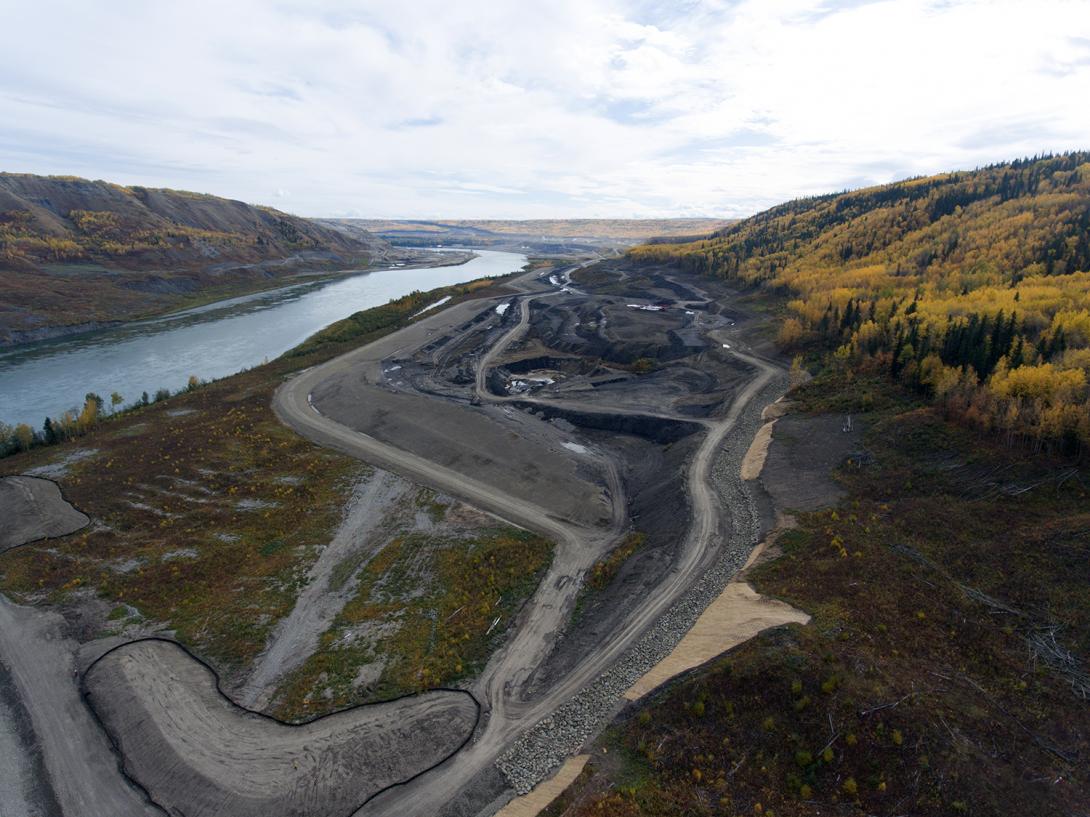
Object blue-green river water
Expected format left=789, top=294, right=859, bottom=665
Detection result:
left=0, top=249, right=526, bottom=428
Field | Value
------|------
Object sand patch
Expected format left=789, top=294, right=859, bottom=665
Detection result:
left=624, top=524, right=809, bottom=701
left=740, top=418, right=776, bottom=481
left=761, top=398, right=793, bottom=421
left=496, top=754, right=590, bottom=817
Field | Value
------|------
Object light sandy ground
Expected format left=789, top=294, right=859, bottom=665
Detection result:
left=0, top=680, right=45, bottom=817
left=494, top=755, right=589, bottom=817
left=761, top=397, right=792, bottom=421
left=624, top=579, right=809, bottom=700
left=740, top=418, right=776, bottom=481
left=623, top=403, right=812, bottom=702
left=85, top=639, right=479, bottom=817
left=0, top=475, right=89, bottom=553
left=0, top=478, right=135, bottom=817
left=237, top=468, right=409, bottom=709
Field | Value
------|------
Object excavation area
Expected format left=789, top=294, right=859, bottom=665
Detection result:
left=85, top=639, right=479, bottom=817
left=0, top=259, right=780, bottom=817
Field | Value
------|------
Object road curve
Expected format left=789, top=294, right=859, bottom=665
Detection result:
left=271, top=263, right=785, bottom=816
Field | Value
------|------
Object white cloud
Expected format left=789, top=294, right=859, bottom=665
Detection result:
left=0, top=0, right=1087, bottom=218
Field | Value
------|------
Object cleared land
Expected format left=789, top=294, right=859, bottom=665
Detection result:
left=0, top=475, right=88, bottom=553
left=0, top=272, right=553, bottom=817
left=275, top=260, right=783, bottom=815
left=1, top=257, right=784, bottom=817
left=85, top=639, right=479, bottom=817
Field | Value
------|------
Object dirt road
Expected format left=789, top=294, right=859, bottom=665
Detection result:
left=274, top=263, right=783, bottom=815
left=51, top=259, right=782, bottom=817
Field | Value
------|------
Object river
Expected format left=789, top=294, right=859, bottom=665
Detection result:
left=0, top=249, right=527, bottom=428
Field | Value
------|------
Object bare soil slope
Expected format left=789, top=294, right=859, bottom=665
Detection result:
left=85, top=639, right=479, bottom=817
left=0, top=475, right=88, bottom=552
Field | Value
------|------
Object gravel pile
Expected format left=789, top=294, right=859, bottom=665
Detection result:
left=496, top=370, right=789, bottom=793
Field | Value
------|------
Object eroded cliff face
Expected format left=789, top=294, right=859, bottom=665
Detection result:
left=0, top=173, right=391, bottom=343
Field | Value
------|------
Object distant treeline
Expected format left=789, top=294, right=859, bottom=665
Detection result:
left=0, top=376, right=203, bottom=458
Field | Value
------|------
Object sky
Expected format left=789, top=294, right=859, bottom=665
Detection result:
left=1, top=0, right=1089, bottom=219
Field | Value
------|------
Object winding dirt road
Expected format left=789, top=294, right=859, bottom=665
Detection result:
left=273, top=262, right=783, bottom=815
left=0, top=260, right=782, bottom=817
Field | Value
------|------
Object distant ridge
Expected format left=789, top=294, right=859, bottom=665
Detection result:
left=0, top=174, right=390, bottom=345
left=0, top=173, right=384, bottom=272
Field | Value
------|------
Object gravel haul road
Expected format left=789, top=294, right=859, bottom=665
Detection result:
left=274, top=262, right=785, bottom=815
left=0, top=259, right=784, bottom=817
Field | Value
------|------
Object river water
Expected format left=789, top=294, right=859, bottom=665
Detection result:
left=0, top=249, right=527, bottom=428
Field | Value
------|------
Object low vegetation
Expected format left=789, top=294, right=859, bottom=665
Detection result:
left=0, top=271, right=532, bottom=690
left=272, top=516, right=552, bottom=718
left=548, top=373, right=1090, bottom=817
left=0, top=364, right=360, bottom=669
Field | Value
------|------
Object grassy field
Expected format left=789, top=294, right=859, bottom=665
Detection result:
left=547, top=370, right=1090, bottom=817
left=0, top=270, right=548, bottom=708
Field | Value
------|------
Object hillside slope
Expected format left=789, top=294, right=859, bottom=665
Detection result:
left=631, top=153, right=1090, bottom=450
left=0, top=174, right=390, bottom=344
left=543, top=157, right=1090, bottom=817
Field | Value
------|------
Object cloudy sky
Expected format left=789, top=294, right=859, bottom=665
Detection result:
left=2, top=0, right=1089, bottom=219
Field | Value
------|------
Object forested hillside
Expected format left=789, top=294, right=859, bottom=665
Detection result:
left=0, top=174, right=388, bottom=344
left=631, top=153, right=1090, bottom=452
left=549, top=156, right=1090, bottom=817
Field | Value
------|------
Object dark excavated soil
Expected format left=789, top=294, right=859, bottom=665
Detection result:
left=527, top=430, right=701, bottom=695
left=311, top=378, right=613, bottom=529
left=760, top=413, right=869, bottom=512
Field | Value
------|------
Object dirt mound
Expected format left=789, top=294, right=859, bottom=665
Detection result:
left=0, top=475, right=88, bottom=552
left=84, top=639, right=479, bottom=817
